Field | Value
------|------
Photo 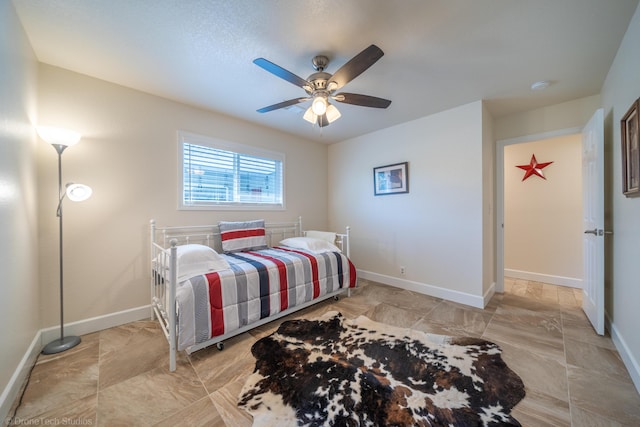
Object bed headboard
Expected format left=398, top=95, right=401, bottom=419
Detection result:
left=150, top=216, right=350, bottom=257
left=150, top=217, right=302, bottom=253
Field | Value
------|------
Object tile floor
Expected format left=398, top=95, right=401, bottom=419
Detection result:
left=7, top=278, right=640, bottom=426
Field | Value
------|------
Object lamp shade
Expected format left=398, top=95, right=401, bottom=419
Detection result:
left=36, top=126, right=81, bottom=147
left=303, top=103, right=341, bottom=125
left=325, top=104, right=341, bottom=123
left=303, top=107, right=317, bottom=124
left=65, top=183, right=92, bottom=202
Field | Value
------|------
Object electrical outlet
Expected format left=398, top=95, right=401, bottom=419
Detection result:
left=400, top=266, right=406, bottom=276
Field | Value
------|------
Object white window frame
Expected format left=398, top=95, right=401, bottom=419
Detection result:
left=178, top=131, right=285, bottom=210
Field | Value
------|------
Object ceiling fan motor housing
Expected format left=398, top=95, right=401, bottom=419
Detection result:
left=307, top=71, right=332, bottom=92
left=311, top=55, right=329, bottom=71
left=308, top=55, right=336, bottom=94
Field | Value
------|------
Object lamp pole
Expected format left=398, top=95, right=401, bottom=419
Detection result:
left=42, top=143, right=81, bottom=354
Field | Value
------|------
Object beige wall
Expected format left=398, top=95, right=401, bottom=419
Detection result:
left=37, top=65, right=328, bottom=327
left=329, top=101, right=490, bottom=307
left=601, top=1, right=640, bottom=390
left=494, top=95, right=601, bottom=142
left=0, top=0, right=39, bottom=417
left=504, top=134, right=583, bottom=286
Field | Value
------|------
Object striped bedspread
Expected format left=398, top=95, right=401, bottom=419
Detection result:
left=175, top=246, right=357, bottom=351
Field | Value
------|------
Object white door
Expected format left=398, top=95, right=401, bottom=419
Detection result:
left=582, top=108, right=605, bottom=335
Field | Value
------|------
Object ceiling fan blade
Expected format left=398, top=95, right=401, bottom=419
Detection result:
left=334, top=93, right=392, bottom=109
left=253, top=58, right=311, bottom=90
left=329, top=44, right=384, bottom=90
left=257, top=97, right=310, bottom=113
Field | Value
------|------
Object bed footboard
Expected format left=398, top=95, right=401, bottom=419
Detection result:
left=150, top=222, right=179, bottom=371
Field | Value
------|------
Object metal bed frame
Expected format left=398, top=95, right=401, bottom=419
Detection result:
left=150, top=217, right=351, bottom=371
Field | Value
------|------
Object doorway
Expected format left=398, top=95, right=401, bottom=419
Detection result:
left=496, top=127, right=583, bottom=294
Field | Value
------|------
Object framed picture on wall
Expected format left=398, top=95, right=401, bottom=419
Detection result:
left=621, top=98, right=640, bottom=197
left=373, top=162, right=409, bottom=196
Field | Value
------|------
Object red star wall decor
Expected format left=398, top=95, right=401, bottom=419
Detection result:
left=516, top=154, right=553, bottom=181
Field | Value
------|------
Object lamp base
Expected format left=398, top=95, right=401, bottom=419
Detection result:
left=42, top=335, right=81, bottom=355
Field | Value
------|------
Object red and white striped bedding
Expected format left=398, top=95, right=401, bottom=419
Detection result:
left=174, top=246, right=357, bottom=351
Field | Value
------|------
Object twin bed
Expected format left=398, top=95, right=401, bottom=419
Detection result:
left=150, top=217, right=357, bottom=371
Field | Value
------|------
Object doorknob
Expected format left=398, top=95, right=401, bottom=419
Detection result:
left=584, top=229, right=613, bottom=236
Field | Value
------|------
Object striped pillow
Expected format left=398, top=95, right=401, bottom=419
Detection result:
left=219, top=220, right=268, bottom=253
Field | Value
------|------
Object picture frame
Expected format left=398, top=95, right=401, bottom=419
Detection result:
left=621, top=98, right=640, bottom=197
left=373, top=162, right=409, bottom=196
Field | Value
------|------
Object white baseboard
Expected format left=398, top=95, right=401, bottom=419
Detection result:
left=41, top=305, right=152, bottom=345
left=2, top=305, right=152, bottom=422
left=358, top=270, right=487, bottom=309
left=607, top=314, right=640, bottom=394
left=504, top=269, right=582, bottom=288
left=0, top=331, right=42, bottom=424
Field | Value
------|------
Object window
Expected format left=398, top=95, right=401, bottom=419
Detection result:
left=179, top=131, right=284, bottom=209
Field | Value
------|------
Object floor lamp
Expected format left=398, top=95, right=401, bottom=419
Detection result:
left=37, top=126, right=92, bottom=355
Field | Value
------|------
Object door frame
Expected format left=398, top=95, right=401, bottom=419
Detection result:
left=495, top=127, right=582, bottom=293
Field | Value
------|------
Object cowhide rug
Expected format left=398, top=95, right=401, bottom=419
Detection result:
left=238, top=311, right=525, bottom=427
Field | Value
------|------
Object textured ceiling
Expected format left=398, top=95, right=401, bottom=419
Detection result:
left=12, top=0, right=640, bottom=143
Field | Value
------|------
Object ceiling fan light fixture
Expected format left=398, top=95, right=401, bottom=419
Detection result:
left=311, top=95, right=328, bottom=116
left=303, top=106, right=317, bottom=124
left=325, top=104, right=341, bottom=123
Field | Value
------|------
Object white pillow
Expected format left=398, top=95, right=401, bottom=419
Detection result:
left=280, top=237, right=341, bottom=254
left=159, top=244, right=230, bottom=281
left=304, top=230, right=336, bottom=244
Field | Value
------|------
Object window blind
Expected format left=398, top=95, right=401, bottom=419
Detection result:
left=181, top=136, right=283, bottom=209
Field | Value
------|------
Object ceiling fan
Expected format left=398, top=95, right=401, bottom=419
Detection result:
left=253, top=44, right=392, bottom=127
